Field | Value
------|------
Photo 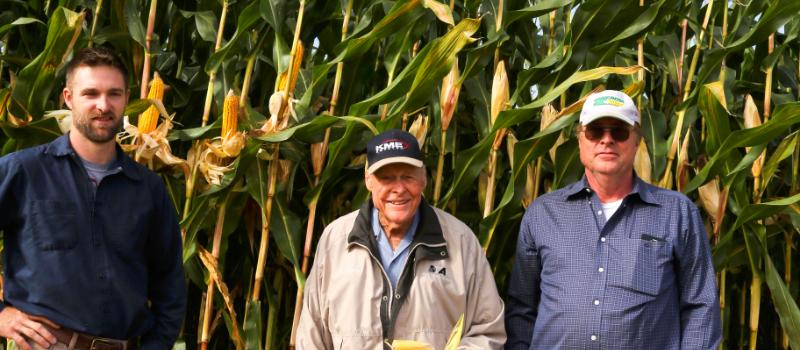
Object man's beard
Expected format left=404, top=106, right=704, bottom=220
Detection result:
left=73, top=112, right=123, bottom=143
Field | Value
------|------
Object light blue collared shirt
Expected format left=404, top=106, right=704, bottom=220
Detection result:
left=371, top=207, right=420, bottom=289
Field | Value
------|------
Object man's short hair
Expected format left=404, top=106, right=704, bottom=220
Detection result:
left=65, top=46, right=129, bottom=88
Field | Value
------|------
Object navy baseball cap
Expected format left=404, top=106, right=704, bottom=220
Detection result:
left=366, top=129, right=424, bottom=174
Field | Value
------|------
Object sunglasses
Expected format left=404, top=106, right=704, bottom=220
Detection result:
left=582, top=124, right=634, bottom=142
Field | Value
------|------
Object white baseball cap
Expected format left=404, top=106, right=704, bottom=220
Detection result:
left=580, top=90, right=639, bottom=126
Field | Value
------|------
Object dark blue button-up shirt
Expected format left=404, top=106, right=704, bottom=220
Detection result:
left=0, top=134, right=185, bottom=349
left=506, top=176, right=721, bottom=349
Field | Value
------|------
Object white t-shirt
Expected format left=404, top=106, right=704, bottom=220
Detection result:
left=601, top=199, right=624, bottom=220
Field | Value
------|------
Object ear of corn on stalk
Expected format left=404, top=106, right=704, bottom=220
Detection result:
left=408, top=115, right=430, bottom=148
left=222, top=89, right=239, bottom=138
left=138, top=72, right=164, bottom=134
left=490, top=61, right=509, bottom=150
left=634, top=138, right=652, bottom=183
left=440, top=62, right=461, bottom=132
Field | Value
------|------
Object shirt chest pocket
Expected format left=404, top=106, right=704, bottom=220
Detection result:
left=607, top=238, right=672, bottom=296
left=30, top=200, right=79, bottom=250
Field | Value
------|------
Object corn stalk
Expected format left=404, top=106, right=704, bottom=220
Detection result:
left=434, top=0, right=461, bottom=204
left=200, top=194, right=231, bottom=350
left=482, top=60, right=508, bottom=251
left=183, top=0, right=230, bottom=220
left=140, top=0, right=158, bottom=99
left=88, top=0, right=103, bottom=47
left=660, top=0, right=714, bottom=189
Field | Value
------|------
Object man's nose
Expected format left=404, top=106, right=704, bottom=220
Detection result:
left=95, top=95, right=110, bottom=112
left=599, top=129, right=615, bottom=143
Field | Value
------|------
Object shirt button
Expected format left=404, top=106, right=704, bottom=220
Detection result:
left=597, top=210, right=602, bottom=215
left=600, top=237, right=606, bottom=242
left=382, top=296, right=388, bottom=302
left=598, top=267, right=604, bottom=273
left=591, top=335, right=598, bottom=341
left=395, top=294, right=401, bottom=299
left=593, top=299, right=600, bottom=305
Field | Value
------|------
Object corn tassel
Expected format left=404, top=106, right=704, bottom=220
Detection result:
left=138, top=72, right=164, bottom=134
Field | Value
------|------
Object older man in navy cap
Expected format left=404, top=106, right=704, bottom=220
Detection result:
left=505, top=90, right=721, bottom=349
left=297, top=129, right=505, bottom=349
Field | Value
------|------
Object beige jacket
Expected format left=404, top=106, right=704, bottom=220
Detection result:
left=297, top=201, right=505, bottom=349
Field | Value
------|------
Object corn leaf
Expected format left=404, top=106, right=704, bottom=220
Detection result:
left=764, top=252, right=800, bottom=349
left=12, top=7, right=83, bottom=119
left=684, top=102, right=800, bottom=193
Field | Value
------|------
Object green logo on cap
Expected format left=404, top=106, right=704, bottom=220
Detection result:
left=594, top=96, right=625, bottom=107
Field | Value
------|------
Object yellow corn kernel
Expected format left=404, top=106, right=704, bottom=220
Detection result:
left=222, top=90, right=240, bottom=138
left=138, top=72, right=164, bottom=134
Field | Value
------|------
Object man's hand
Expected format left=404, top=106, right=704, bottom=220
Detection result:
left=0, top=306, right=58, bottom=350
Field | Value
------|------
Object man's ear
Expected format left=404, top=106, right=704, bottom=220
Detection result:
left=63, top=86, right=73, bottom=109
left=365, top=174, right=374, bottom=192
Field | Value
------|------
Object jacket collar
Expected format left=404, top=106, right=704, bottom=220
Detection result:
left=43, top=133, right=142, bottom=181
left=348, top=198, right=448, bottom=256
left=564, top=173, right=659, bottom=206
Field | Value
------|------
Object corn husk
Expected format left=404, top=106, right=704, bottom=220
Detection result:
left=118, top=111, right=186, bottom=172
left=191, top=91, right=247, bottom=186
left=440, top=61, right=461, bottom=131
left=310, top=142, right=328, bottom=177
left=490, top=61, right=509, bottom=150
left=698, top=177, right=721, bottom=224
left=261, top=91, right=293, bottom=134
left=634, top=138, right=652, bottom=183
left=540, top=104, right=560, bottom=162
left=506, top=131, right=518, bottom=169
left=676, top=130, right=691, bottom=192
left=408, top=115, right=430, bottom=148
left=743, top=94, right=765, bottom=178
left=522, top=163, right=535, bottom=208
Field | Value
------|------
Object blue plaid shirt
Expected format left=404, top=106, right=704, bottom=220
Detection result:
left=505, top=176, right=721, bottom=349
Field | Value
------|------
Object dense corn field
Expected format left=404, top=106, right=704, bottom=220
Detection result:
left=2, top=0, right=800, bottom=349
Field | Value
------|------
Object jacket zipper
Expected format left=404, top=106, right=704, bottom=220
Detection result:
left=351, top=240, right=447, bottom=342
left=352, top=242, right=396, bottom=317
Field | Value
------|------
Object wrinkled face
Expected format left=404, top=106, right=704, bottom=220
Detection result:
left=365, top=163, right=426, bottom=228
left=63, top=65, right=128, bottom=144
left=578, top=117, right=639, bottom=179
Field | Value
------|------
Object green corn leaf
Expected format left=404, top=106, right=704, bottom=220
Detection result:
left=12, top=7, right=84, bottom=119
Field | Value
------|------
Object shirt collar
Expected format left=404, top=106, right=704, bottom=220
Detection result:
left=564, top=173, right=659, bottom=206
left=371, top=206, right=420, bottom=245
left=44, top=133, right=142, bottom=181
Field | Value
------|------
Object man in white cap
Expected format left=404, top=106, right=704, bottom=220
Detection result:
left=297, top=129, right=505, bottom=349
left=505, top=90, right=721, bottom=349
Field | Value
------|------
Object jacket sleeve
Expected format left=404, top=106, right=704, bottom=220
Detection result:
left=458, top=229, right=506, bottom=349
left=677, top=204, right=722, bottom=349
left=504, top=208, right=541, bottom=350
left=296, top=229, right=333, bottom=349
left=139, top=180, right=186, bottom=350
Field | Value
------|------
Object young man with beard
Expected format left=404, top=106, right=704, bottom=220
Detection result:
left=0, top=47, right=185, bottom=350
